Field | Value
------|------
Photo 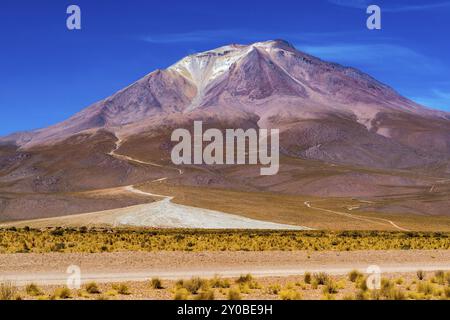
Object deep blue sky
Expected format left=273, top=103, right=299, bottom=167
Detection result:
left=1, top=0, right=449, bottom=135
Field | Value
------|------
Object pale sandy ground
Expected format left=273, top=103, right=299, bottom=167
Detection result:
left=1, top=250, right=449, bottom=286
left=0, top=186, right=309, bottom=230
left=7, top=271, right=446, bottom=300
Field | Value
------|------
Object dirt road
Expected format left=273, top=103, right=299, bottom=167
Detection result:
left=1, top=250, right=448, bottom=285
left=304, top=201, right=410, bottom=231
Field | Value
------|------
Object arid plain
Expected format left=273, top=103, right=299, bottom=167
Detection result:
left=1, top=40, right=450, bottom=300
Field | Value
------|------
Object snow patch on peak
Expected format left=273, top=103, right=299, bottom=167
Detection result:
left=169, top=45, right=250, bottom=87
left=168, top=40, right=294, bottom=88
left=253, top=39, right=295, bottom=50
left=168, top=40, right=297, bottom=111
left=169, top=45, right=255, bottom=111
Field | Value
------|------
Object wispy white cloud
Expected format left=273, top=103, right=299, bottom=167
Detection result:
left=327, top=0, right=368, bottom=9
left=138, top=28, right=449, bottom=112
left=297, top=43, right=420, bottom=62
left=412, top=89, right=450, bottom=110
left=295, top=42, right=443, bottom=74
left=139, top=29, right=369, bottom=45
left=140, top=29, right=244, bottom=44
left=387, top=2, right=450, bottom=12
left=328, top=0, right=450, bottom=12
left=140, top=29, right=444, bottom=77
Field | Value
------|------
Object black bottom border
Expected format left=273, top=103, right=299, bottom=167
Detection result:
left=1, top=300, right=446, bottom=319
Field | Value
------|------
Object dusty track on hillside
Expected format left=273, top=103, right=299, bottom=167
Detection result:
left=304, top=201, right=410, bottom=231
left=0, top=139, right=310, bottom=230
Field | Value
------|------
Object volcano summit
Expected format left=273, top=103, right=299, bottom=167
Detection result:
left=0, top=40, right=449, bottom=222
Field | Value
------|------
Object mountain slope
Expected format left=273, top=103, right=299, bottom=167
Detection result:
left=1, top=40, right=450, bottom=221
left=2, top=40, right=448, bottom=150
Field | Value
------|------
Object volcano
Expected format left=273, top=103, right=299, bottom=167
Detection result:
left=1, top=40, right=449, bottom=221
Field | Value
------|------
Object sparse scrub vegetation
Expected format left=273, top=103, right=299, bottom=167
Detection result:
left=0, top=228, right=449, bottom=253
left=445, top=272, right=450, bottom=286
left=112, top=283, right=130, bottom=295
left=304, top=272, right=312, bottom=284
left=0, top=282, right=17, bottom=300
left=386, top=289, right=406, bottom=300
left=267, top=284, right=282, bottom=295
left=176, top=277, right=208, bottom=295
left=313, top=272, right=330, bottom=285
left=26, top=283, right=43, bottom=296
left=416, top=270, right=425, bottom=280
left=227, top=287, right=242, bottom=300
left=235, top=274, right=260, bottom=289
left=106, top=289, right=118, bottom=297
left=210, top=276, right=231, bottom=289
left=380, top=278, right=394, bottom=296
left=173, top=288, right=190, bottom=300
left=407, top=291, right=422, bottom=300
left=356, top=277, right=368, bottom=291
left=85, top=282, right=101, bottom=294
left=279, top=289, right=302, bottom=300
left=238, top=283, right=251, bottom=294
left=150, top=278, right=164, bottom=289
left=195, top=289, right=215, bottom=300
left=417, top=281, right=437, bottom=296
left=356, top=290, right=370, bottom=300
left=53, top=286, right=71, bottom=299
left=377, top=279, right=406, bottom=300
left=322, top=293, right=336, bottom=300
left=348, top=270, right=363, bottom=282
left=336, top=279, right=346, bottom=290
left=433, top=270, right=445, bottom=285
left=1, top=271, right=449, bottom=300
left=444, top=287, right=450, bottom=299
left=295, top=281, right=307, bottom=290
left=236, top=274, right=253, bottom=284
left=322, top=279, right=339, bottom=294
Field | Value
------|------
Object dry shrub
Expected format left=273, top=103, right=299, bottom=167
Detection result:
left=313, top=272, right=330, bottom=285
left=417, top=281, right=436, bottom=296
left=85, top=282, right=101, bottom=294
left=0, top=282, right=17, bottom=300
left=54, top=287, right=71, bottom=299
left=279, top=289, right=302, bottom=300
left=416, top=270, right=425, bottom=281
left=322, top=279, right=339, bottom=294
left=151, top=278, right=163, bottom=289
left=210, top=276, right=230, bottom=289
left=348, top=270, right=363, bottom=282
left=173, top=288, right=190, bottom=300
left=195, top=289, right=215, bottom=300
left=236, top=274, right=253, bottom=284
left=267, top=284, right=281, bottom=295
left=113, top=283, right=130, bottom=295
left=304, top=272, right=312, bottom=284
left=176, top=277, right=208, bottom=295
left=26, top=283, right=43, bottom=296
left=227, top=287, right=242, bottom=300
